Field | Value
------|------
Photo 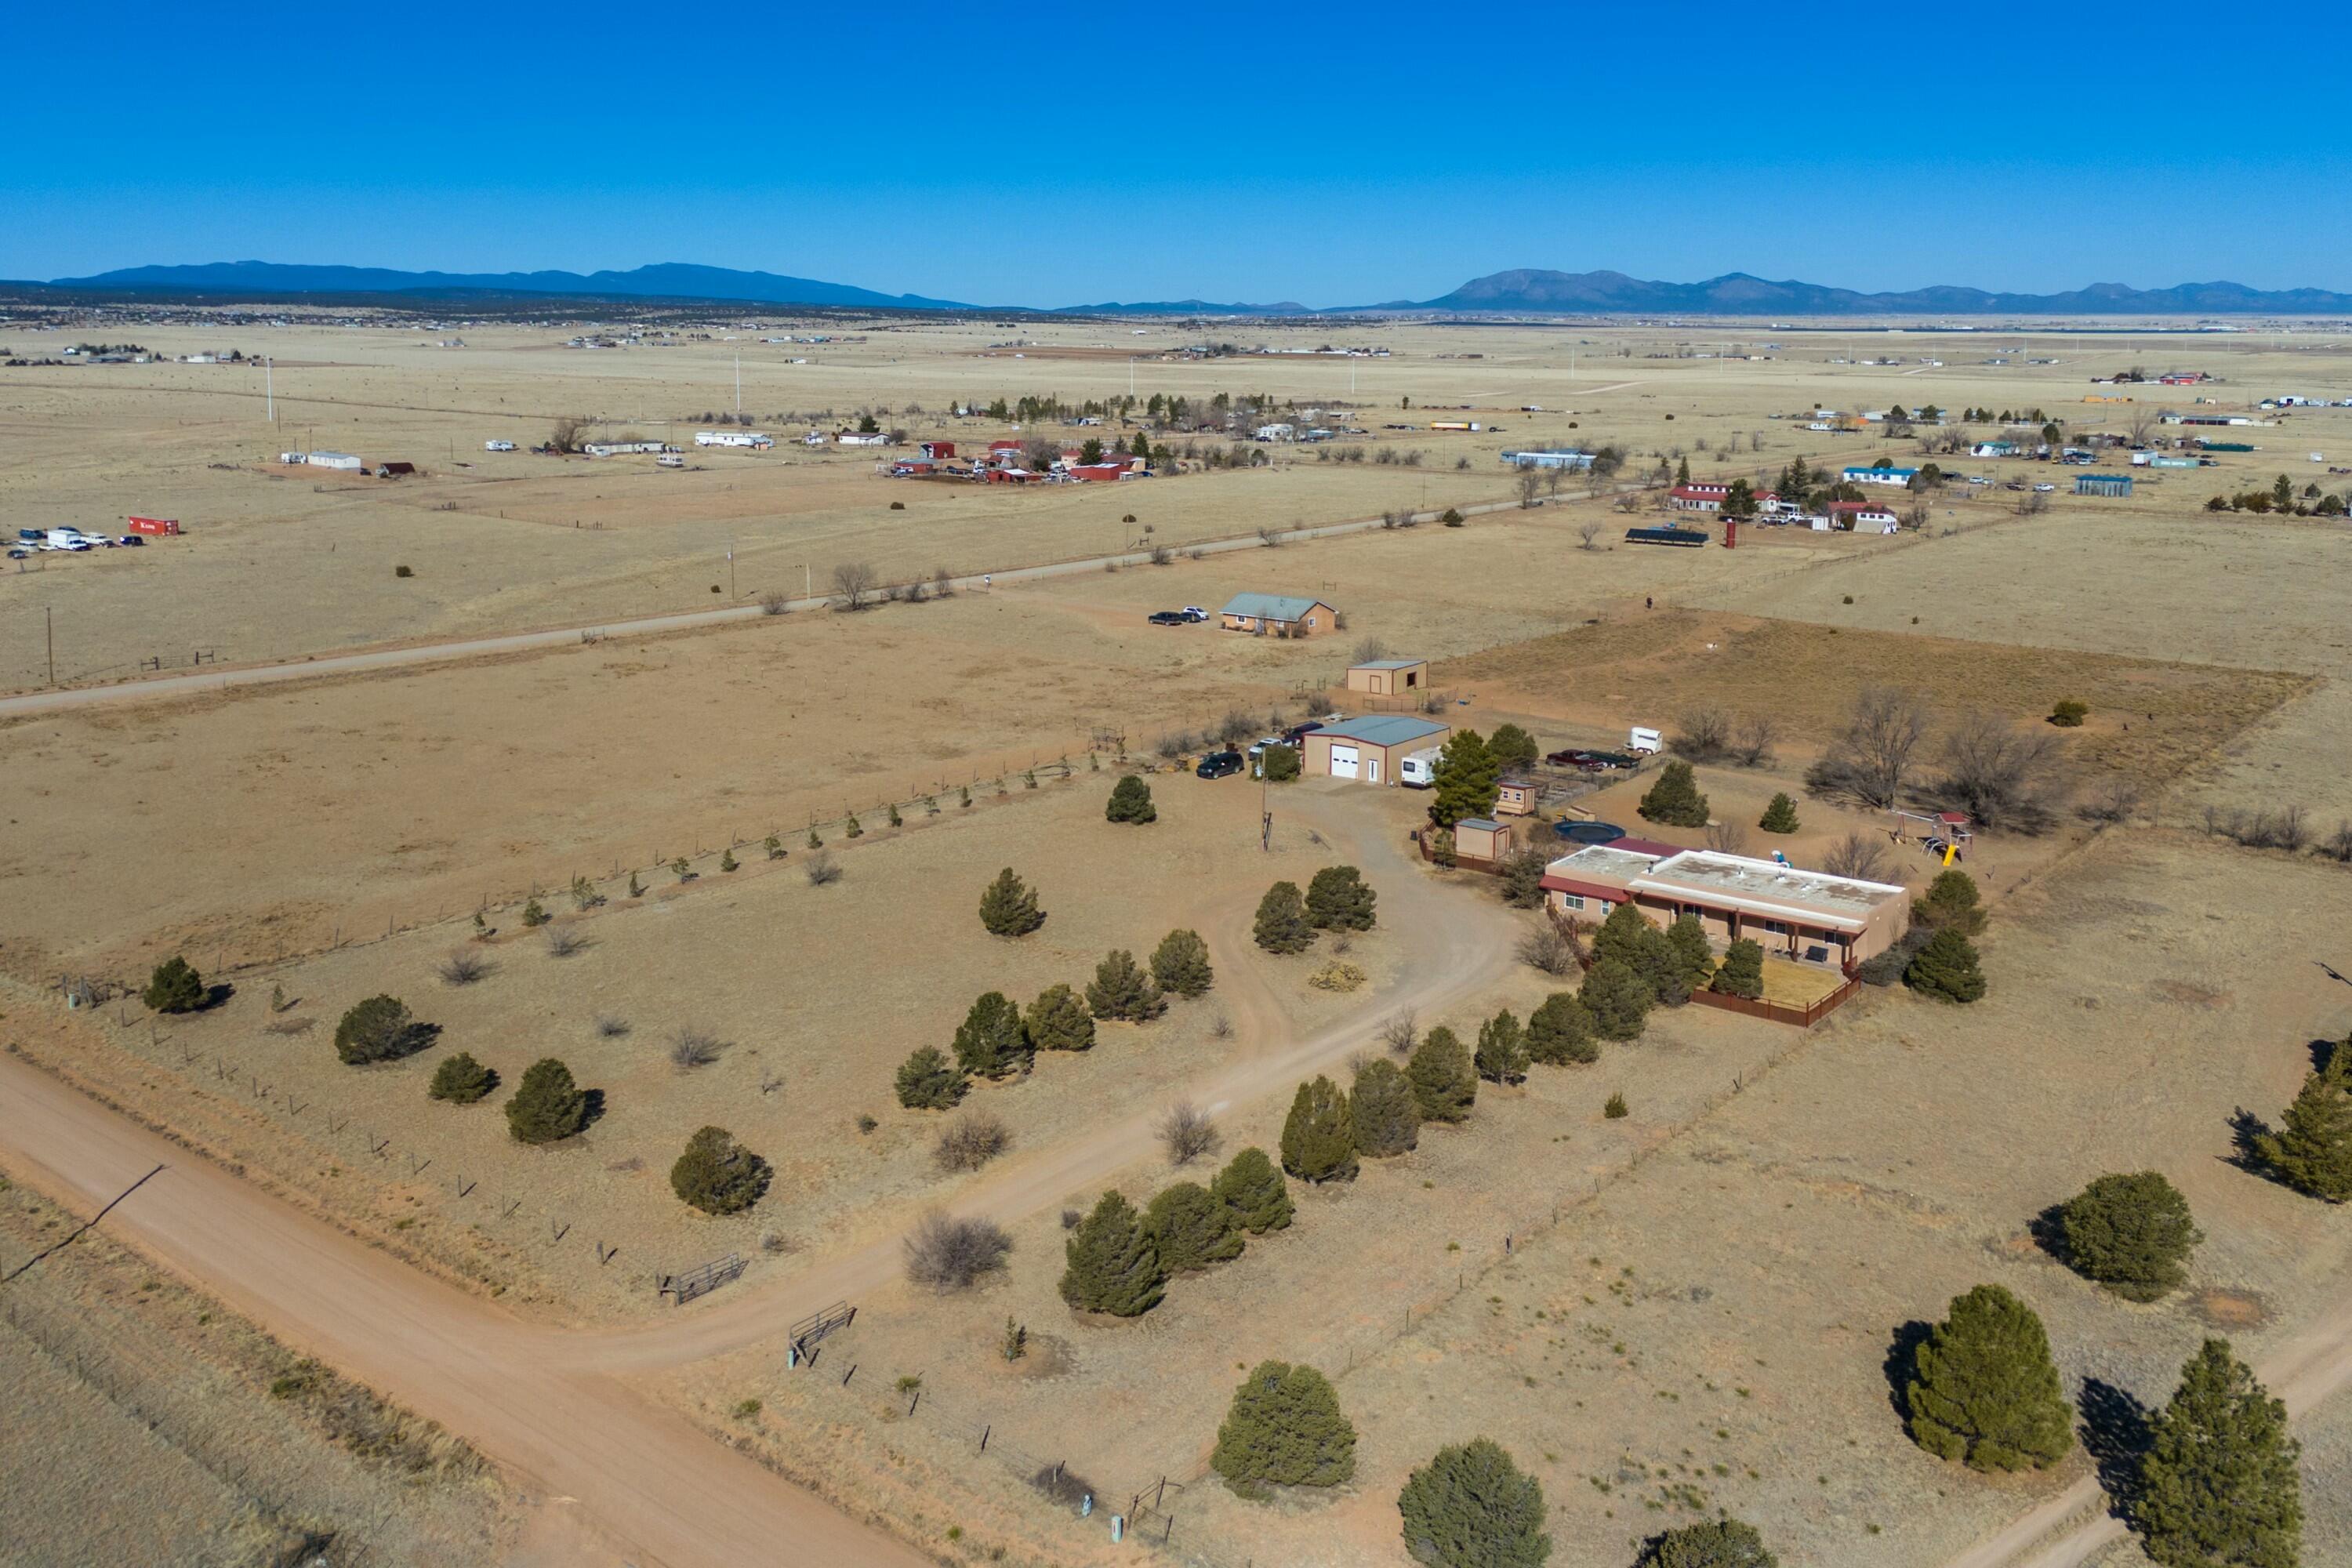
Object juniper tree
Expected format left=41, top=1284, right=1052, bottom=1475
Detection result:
left=1487, top=723, right=1539, bottom=771
left=506, top=1058, right=591, bottom=1145
left=428, top=1051, right=495, bottom=1104
left=1639, top=759, right=1710, bottom=828
left=953, top=990, right=1033, bottom=1078
left=1024, top=982, right=1096, bottom=1052
left=1397, top=1438, right=1550, bottom=1568
left=143, top=955, right=206, bottom=1014
left=1475, top=1010, right=1530, bottom=1085
left=1636, top=1519, right=1778, bottom=1568
left=1105, top=773, right=1157, bottom=824
left=1664, top=913, right=1716, bottom=989
left=1758, top=793, right=1801, bottom=834
left=1145, top=1180, right=1243, bottom=1272
left=1904, top=1283, right=2074, bottom=1472
left=1305, top=865, right=1378, bottom=931
left=978, top=866, right=1046, bottom=936
left=1709, top=938, right=1766, bottom=1000
left=1059, top=1191, right=1165, bottom=1316
left=669, top=1125, right=773, bottom=1215
left=2059, top=1171, right=2202, bottom=1301
left=1408, top=1025, right=1478, bottom=1122
left=1150, top=927, right=1214, bottom=998
left=1428, top=729, right=1501, bottom=829
left=1350, top=1058, right=1422, bottom=1156
left=895, top=1045, right=968, bottom=1109
left=1211, top=1146, right=1294, bottom=1233
left=2131, top=1338, right=2303, bottom=1568
left=333, top=994, right=425, bottom=1065
left=1525, top=992, right=1599, bottom=1065
left=1913, top=869, right=1987, bottom=935
left=1281, top=1076, right=1359, bottom=1183
left=1254, top=880, right=1314, bottom=954
left=1589, top=902, right=1653, bottom=971
left=1213, top=1361, right=1358, bottom=1497
left=1904, top=927, right=1987, bottom=1003
left=2254, top=1054, right=2352, bottom=1201
left=1581, top=957, right=1652, bottom=1041
left=1086, top=949, right=1167, bottom=1022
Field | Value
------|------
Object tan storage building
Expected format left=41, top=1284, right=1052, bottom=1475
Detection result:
left=1345, top=658, right=1428, bottom=697
left=1541, top=844, right=1909, bottom=967
left=1453, top=817, right=1514, bottom=861
left=1301, top=715, right=1450, bottom=786
left=1494, top=778, right=1539, bottom=817
left=1220, top=592, right=1335, bottom=638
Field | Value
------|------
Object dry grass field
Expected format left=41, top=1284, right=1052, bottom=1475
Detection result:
left=7, top=310, right=2352, bottom=1568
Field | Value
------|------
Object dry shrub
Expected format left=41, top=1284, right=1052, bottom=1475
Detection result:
left=935, top=1112, right=1011, bottom=1172
left=1922, top=712, right=2068, bottom=834
left=593, top=1013, right=630, bottom=1039
left=1379, top=1007, right=1421, bottom=1056
left=1732, top=714, right=1778, bottom=767
left=1806, top=686, right=1929, bottom=808
left=2078, top=777, right=2143, bottom=826
left=2202, top=804, right=2312, bottom=852
left=436, top=949, right=489, bottom=986
left=1821, top=831, right=1894, bottom=882
left=670, top=1026, right=725, bottom=1071
left=1517, top=924, right=1577, bottom=976
left=804, top=850, right=841, bottom=886
left=1670, top=706, right=1732, bottom=763
left=2324, top=821, right=2352, bottom=864
left=1309, top=961, right=1367, bottom=992
left=545, top=927, right=588, bottom=958
left=1704, top=820, right=1751, bottom=855
left=1156, top=1101, right=1222, bottom=1167
left=902, top=1211, right=1013, bottom=1291
left=759, top=590, right=789, bottom=616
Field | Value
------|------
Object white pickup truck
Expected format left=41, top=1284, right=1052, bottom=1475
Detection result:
left=484, top=439, right=517, bottom=452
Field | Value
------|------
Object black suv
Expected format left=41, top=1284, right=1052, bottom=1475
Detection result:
left=1147, top=611, right=1189, bottom=626
left=1196, top=750, right=1244, bottom=779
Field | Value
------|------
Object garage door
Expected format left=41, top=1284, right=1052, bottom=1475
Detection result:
left=1330, top=744, right=1360, bottom=779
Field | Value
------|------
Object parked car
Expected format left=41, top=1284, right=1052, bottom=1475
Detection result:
left=116, top=535, right=145, bottom=546
left=1147, top=611, right=1189, bottom=626
left=485, top=439, right=517, bottom=452
left=5, top=547, right=29, bottom=560
left=1283, top=720, right=1327, bottom=744
left=1196, top=750, right=1245, bottom=779
left=1179, top=606, right=1210, bottom=622
left=2033, top=482, right=2056, bottom=492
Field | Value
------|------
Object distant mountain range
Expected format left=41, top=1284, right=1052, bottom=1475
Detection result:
left=29, top=260, right=2352, bottom=317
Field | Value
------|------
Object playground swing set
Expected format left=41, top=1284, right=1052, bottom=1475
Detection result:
left=1889, top=808, right=1973, bottom=865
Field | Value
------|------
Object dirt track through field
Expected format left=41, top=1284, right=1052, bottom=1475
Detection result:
left=0, top=794, right=1515, bottom=1566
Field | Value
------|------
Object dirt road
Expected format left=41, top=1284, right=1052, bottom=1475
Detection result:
left=0, top=789, right=1516, bottom=1565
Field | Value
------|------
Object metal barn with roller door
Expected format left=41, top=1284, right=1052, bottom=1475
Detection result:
left=1301, top=715, right=1451, bottom=786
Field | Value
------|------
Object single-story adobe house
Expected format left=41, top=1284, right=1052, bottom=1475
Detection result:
left=1542, top=843, right=1909, bottom=966
left=1346, top=658, right=1427, bottom=697
left=1221, top=592, right=1336, bottom=637
left=1302, top=715, right=1450, bottom=784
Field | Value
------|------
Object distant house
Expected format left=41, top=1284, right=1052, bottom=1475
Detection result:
left=374, top=461, right=417, bottom=479
left=1970, top=441, right=2018, bottom=458
left=1301, top=715, right=1450, bottom=784
left=1345, top=658, right=1426, bottom=697
left=1669, top=484, right=1726, bottom=512
left=1827, top=499, right=1899, bottom=532
left=2076, top=473, right=2134, bottom=497
left=1541, top=844, right=1909, bottom=967
left=1066, top=462, right=1139, bottom=482
left=1841, top=465, right=1918, bottom=488
left=1220, top=592, right=1335, bottom=637
left=1499, top=448, right=1597, bottom=470
left=1253, top=423, right=1295, bottom=441
left=920, top=440, right=956, bottom=460
left=837, top=430, right=890, bottom=447
left=306, top=451, right=364, bottom=470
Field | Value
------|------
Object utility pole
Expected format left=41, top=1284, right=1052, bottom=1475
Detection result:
left=728, top=540, right=736, bottom=600
left=735, top=354, right=742, bottom=416
left=46, top=606, right=56, bottom=686
left=804, top=562, right=811, bottom=601
left=265, top=355, right=274, bottom=423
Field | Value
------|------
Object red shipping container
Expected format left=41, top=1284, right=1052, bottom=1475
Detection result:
left=126, top=516, right=181, bottom=535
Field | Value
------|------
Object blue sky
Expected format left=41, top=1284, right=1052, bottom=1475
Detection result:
left=9, top=1, right=2347, bottom=304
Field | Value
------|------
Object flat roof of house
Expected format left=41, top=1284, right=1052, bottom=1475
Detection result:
left=1315, top=715, right=1450, bottom=747
left=1352, top=659, right=1424, bottom=670
left=1636, top=851, right=1907, bottom=923
left=1221, top=591, right=1329, bottom=622
left=1544, top=844, right=1670, bottom=884
left=1457, top=818, right=1503, bottom=833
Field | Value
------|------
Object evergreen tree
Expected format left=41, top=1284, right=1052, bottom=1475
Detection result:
left=1087, top=949, right=1167, bottom=1022
left=1639, top=760, right=1711, bottom=828
left=1709, top=938, right=1766, bottom=1000
left=1525, top=993, right=1599, bottom=1065
left=1145, top=1180, right=1243, bottom=1272
left=428, top=1051, right=495, bottom=1103
left=143, top=955, right=206, bottom=1014
left=1631, top=923, right=1694, bottom=1007
left=1912, top=869, right=1987, bottom=935
left=1499, top=849, right=1550, bottom=909
left=333, top=993, right=424, bottom=1065
left=1758, top=792, right=1801, bottom=834
left=1059, top=1191, right=1165, bottom=1316
left=1636, top=1520, right=1777, bottom=1568
left=1024, top=982, right=1097, bottom=1053
left=1428, top=729, right=1501, bottom=829
left=1904, top=1283, right=2074, bottom=1472
left=1211, top=1146, right=1294, bottom=1233
left=2132, top=1338, right=2302, bottom=1568
left=1487, top=723, right=1538, bottom=771
left=978, top=867, right=1046, bottom=937
left=2256, top=1054, right=2352, bottom=1201
left=1305, top=865, right=1378, bottom=931
left=1213, top=1361, right=1358, bottom=1497
left=1351, top=1058, right=1422, bottom=1156
left=1105, top=774, right=1157, bottom=824
left=1254, top=880, right=1315, bottom=954
left=2059, top=1171, right=2202, bottom=1301
left=1581, top=957, right=1652, bottom=1040
left=1260, top=744, right=1301, bottom=782
left=1151, top=927, right=1215, bottom=998
left=953, top=990, right=1034, bottom=1077
left=1675, top=455, right=1691, bottom=484
left=1588, top=900, right=1653, bottom=971
left=1281, top=1076, right=1359, bottom=1183
left=669, top=1125, right=772, bottom=1215
left=1475, top=1010, right=1530, bottom=1085
left=1397, top=1438, right=1550, bottom=1568
left=1408, top=1026, right=1478, bottom=1122
left=1904, top=927, right=1987, bottom=1003
left=506, top=1058, right=590, bottom=1145
left=895, top=1045, right=968, bottom=1109
left=1665, top=913, right=1716, bottom=989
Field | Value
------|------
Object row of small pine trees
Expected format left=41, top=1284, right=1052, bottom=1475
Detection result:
left=1058, top=1146, right=1292, bottom=1317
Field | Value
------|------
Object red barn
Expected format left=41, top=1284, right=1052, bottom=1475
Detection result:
left=920, top=441, right=956, bottom=460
